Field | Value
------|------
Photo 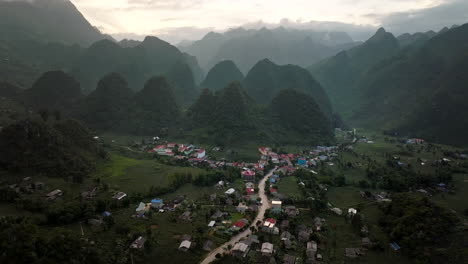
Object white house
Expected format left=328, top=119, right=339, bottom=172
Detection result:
left=225, top=188, right=236, bottom=195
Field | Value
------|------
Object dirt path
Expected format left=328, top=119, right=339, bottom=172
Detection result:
left=199, top=168, right=276, bottom=264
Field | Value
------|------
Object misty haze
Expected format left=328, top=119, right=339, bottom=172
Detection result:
left=0, top=0, right=467, bottom=264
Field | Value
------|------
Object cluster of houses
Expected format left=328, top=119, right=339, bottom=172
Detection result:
left=148, top=143, right=206, bottom=159
left=1, top=177, right=45, bottom=197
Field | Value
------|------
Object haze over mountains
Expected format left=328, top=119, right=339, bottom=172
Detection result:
left=179, top=27, right=360, bottom=73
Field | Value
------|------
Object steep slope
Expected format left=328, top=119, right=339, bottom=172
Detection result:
left=243, top=59, right=333, bottom=118
left=22, top=71, right=83, bottom=113
left=166, top=62, right=199, bottom=106
left=72, top=37, right=204, bottom=93
left=309, top=28, right=400, bottom=117
left=200, top=60, right=244, bottom=92
left=79, top=73, right=134, bottom=131
left=0, top=0, right=110, bottom=46
left=187, top=82, right=334, bottom=145
left=130, top=76, right=181, bottom=135
left=352, top=23, right=468, bottom=146
left=269, top=89, right=334, bottom=145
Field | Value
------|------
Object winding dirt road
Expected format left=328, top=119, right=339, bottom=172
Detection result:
left=199, top=168, right=276, bottom=264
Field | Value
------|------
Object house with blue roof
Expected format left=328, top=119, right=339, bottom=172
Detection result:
left=151, top=198, right=164, bottom=209
left=389, top=242, right=401, bottom=251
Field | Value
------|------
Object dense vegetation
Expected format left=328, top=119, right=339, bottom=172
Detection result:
left=379, top=194, right=459, bottom=263
left=311, top=23, right=468, bottom=146
left=200, top=60, right=244, bottom=92
left=0, top=118, right=105, bottom=181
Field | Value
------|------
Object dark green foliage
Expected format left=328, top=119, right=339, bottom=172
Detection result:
left=0, top=81, right=21, bottom=98
left=72, top=37, right=204, bottom=93
left=22, top=71, right=83, bottom=113
left=166, top=61, right=199, bottom=106
left=352, top=23, right=468, bottom=146
left=243, top=59, right=333, bottom=118
left=0, top=118, right=102, bottom=180
left=128, top=76, right=181, bottom=134
left=270, top=89, right=334, bottom=144
left=201, top=60, right=244, bottom=92
left=80, top=73, right=134, bottom=131
left=188, top=82, right=334, bottom=145
left=0, top=216, right=101, bottom=264
left=379, top=194, right=459, bottom=263
left=309, top=28, right=400, bottom=117
left=187, top=88, right=217, bottom=126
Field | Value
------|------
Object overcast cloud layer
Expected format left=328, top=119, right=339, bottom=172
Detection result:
left=68, top=0, right=468, bottom=43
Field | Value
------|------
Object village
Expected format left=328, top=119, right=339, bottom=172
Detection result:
left=1, top=130, right=466, bottom=264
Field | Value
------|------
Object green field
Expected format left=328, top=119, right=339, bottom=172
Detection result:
left=92, top=154, right=208, bottom=193
left=277, top=176, right=302, bottom=198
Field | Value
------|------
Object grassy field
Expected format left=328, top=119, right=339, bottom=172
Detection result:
left=277, top=176, right=302, bottom=198
left=92, top=154, right=208, bottom=193
left=433, top=173, right=468, bottom=220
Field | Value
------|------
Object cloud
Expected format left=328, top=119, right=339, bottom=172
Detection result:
left=240, top=18, right=377, bottom=41
left=380, top=0, right=468, bottom=34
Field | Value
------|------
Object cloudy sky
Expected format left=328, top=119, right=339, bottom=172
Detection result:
left=69, top=0, right=468, bottom=43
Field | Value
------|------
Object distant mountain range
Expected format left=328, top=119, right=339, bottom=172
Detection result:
left=179, top=27, right=360, bottom=73
left=310, top=24, right=468, bottom=146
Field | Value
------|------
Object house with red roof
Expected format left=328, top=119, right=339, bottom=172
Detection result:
left=242, top=170, right=256, bottom=182
left=197, top=149, right=206, bottom=159
left=246, top=188, right=255, bottom=195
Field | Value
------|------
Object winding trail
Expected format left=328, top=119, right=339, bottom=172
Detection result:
left=199, top=168, right=276, bottom=264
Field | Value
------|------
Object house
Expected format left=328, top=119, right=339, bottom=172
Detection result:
left=225, top=188, right=236, bottom=195
left=211, top=210, right=229, bottom=220
left=262, top=218, right=279, bottom=234
left=87, top=218, right=103, bottom=227
left=179, top=240, right=192, bottom=252
left=208, top=221, right=216, bottom=227
left=246, top=182, right=255, bottom=188
left=197, top=149, right=206, bottom=159
left=81, top=187, right=98, bottom=200
left=313, top=217, right=324, bottom=231
left=258, top=147, right=271, bottom=156
left=261, top=242, right=274, bottom=256
left=390, top=242, right=401, bottom=251
left=362, top=237, right=372, bottom=248
left=272, top=200, right=282, bottom=209
left=112, top=192, right=127, bottom=200
left=281, top=231, right=292, bottom=241
left=246, top=188, right=255, bottom=195
left=135, top=202, right=150, bottom=216
left=285, top=206, right=299, bottom=217
left=179, top=211, right=193, bottom=221
left=232, top=241, right=250, bottom=257
left=270, top=188, right=278, bottom=195
left=348, top=208, right=357, bottom=216
left=151, top=198, right=164, bottom=209
left=330, top=207, right=342, bottom=215
left=46, top=189, right=63, bottom=200
left=236, top=202, right=248, bottom=214
left=241, top=170, right=256, bottom=182
left=130, top=236, right=146, bottom=249
left=306, top=241, right=317, bottom=258
left=345, top=248, right=362, bottom=258
left=298, top=230, right=311, bottom=242
left=102, top=211, right=112, bottom=217
left=203, top=240, right=214, bottom=251
left=297, top=158, right=307, bottom=166
left=232, top=219, right=249, bottom=230
left=215, top=181, right=225, bottom=189
left=283, top=254, right=296, bottom=264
